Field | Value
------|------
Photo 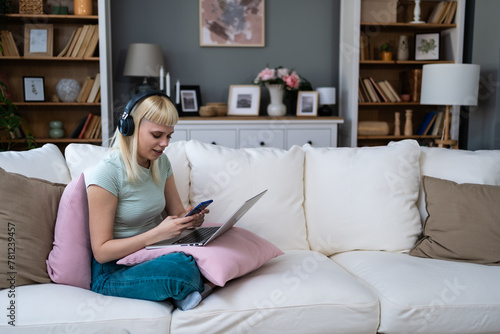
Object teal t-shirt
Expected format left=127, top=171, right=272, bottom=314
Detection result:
left=88, top=150, right=173, bottom=239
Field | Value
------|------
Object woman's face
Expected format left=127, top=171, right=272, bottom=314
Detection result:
left=136, top=118, right=174, bottom=168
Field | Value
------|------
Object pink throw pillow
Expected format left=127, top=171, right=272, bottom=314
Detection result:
left=118, top=225, right=284, bottom=286
left=46, top=173, right=92, bottom=289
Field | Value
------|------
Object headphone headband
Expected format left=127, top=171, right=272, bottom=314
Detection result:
left=119, top=90, right=176, bottom=136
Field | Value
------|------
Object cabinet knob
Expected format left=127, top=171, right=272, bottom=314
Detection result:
left=307, top=140, right=313, bottom=145
left=211, top=141, right=216, bottom=145
left=260, top=141, right=265, bottom=146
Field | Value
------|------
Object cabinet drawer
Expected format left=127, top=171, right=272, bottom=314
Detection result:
left=287, top=129, right=333, bottom=147
left=239, top=129, right=285, bottom=149
left=171, top=129, right=188, bottom=142
left=189, top=130, right=237, bottom=148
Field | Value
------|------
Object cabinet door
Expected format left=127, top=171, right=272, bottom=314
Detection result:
left=189, top=130, right=237, bottom=148
left=239, top=129, right=285, bottom=149
left=171, top=129, right=188, bottom=142
left=287, top=129, right=334, bottom=148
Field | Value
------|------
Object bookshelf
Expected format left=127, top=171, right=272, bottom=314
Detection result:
left=339, top=0, right=466, bottom=147
left=0, top=0, right=109, bottom=151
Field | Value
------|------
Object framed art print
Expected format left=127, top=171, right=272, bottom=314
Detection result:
left=415, top=32, right=440, bottom=61
left=23, top=77, right=46, bottom=102
left=24, top=24, right=54, bottom=57
left=180, top=85, right=202, bottom=116
left=199, top=0, right=265, bottom=47
left=297, top=91, right=318, bottom=116
left=228, top=85, right=261, bottom=116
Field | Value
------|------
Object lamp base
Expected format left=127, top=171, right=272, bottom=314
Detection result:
left=435, top=139, right=458, bottom=149
left=318, top=104, right=338, bottom=117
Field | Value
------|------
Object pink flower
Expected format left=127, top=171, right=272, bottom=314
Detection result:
left=257, top=68, right=276, bottom=81
left=277, top=67, right=289, bottom=78
left=283, top=71, right=300, bottom=90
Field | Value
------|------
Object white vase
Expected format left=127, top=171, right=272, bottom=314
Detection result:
left=266, top=83, right=286, bottom=117
left=397, top=35, right=409, bottom=61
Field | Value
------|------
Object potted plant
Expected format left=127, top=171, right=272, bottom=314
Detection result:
left=380, top=42, right=394, bottom=61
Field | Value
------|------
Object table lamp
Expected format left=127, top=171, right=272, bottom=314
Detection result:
left=420, top=64, right=480, bottom=148
left=317, top=87, right=337, bottom=116
left=123, top=43, right=165, bottom=93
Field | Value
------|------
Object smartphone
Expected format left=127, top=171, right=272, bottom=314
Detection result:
left=185, top=200, right=213, bottom=217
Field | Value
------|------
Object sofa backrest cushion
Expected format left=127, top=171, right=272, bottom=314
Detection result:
left=185, top=140, right=309, bottom=251
left=65, top=141, right=190, bottom=207
left=0, top=168, right=65, bottom=288
left=303, top=140, right=422, bottom=256
left=0, top=143, right=71, bottom=184
left=418, top=147, right=500, bottom=222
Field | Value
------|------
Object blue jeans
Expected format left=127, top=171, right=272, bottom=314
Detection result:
left=91, top=252, right=203, bottom=301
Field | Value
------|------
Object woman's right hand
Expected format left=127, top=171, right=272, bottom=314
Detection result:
left=153, top=215, right=196, bottom=242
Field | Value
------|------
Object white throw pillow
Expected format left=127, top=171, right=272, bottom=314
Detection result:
left=0, top=143, right=71, bottom=183
left=303, top=140, right=422, bottom=256
left=418, top=146, right=500, bottom=222
left=185, top=140, right=309, bottom=250
left=65, top=141, right=190, bottom=206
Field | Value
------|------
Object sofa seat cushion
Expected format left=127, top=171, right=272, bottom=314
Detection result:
left=304, top=139, right=422, bottom=256
left=0, top=143, right=71, bottom=183
left=0, top=283, right=173, bottom=333
left=171, top=250, right=379, bottom=334
left=185, top=140, right=309, bottom=250
left=333, top=251, right=500, bottom=334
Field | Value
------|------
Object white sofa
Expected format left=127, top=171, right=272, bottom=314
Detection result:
left=1, top=139, right=500, bottom=334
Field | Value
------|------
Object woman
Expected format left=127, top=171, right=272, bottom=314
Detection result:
left=87, top=91, right=209, bottom=310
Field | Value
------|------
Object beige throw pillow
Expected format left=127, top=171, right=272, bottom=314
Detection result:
left=0, top=168, right=65, bottom=288
left=410, top=176, right=500, bottom=265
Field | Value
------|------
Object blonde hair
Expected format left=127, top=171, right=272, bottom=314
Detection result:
left=111, top=94, right=178, bottom=183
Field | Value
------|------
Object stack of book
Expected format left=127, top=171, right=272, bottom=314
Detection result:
left=0, top=31, right=20, bottom=56
left=76, top=73, right=101, bottom=103
left=427, top=1, right=458, bottom=24
left=71, top=113, right=102, bottom=140
left=416, top=111, right=445, bottom=136
left=57, top=24, right=99, bottom=58
left=359, top=77, right=401, bottom=103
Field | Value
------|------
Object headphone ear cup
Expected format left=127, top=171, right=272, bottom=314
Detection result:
left=119, top=114, right=134, bottom=136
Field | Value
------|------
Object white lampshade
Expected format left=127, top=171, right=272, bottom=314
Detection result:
left=123, top=43, right=165, bottom=77
left=317, top=87, right=336, bottom=105
left=420, top=64, right=480, bottom=106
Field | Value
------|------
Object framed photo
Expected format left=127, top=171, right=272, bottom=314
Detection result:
left=23, top=77, right=46, bottom=102
left=179, top=85, right=202, bottom=116
left=24, top=24, right=54, bottom=57
left=228, top=85, right=261, bottom=116
left=199, top=0, right=265, bottom=47
left=296, top=91, right=319, bottom=116
left=415, top=32, right=440, bottom=61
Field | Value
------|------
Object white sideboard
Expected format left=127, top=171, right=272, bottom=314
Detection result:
left=173, top=117, right=344, bottom=149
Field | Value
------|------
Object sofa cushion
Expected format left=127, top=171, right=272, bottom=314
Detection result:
left=0, top=283, right=173, bottom=333
left=171, top=250, right=380, bottom=334
left=65, top=141, right=191, bottom=207
left=185, top=140, right=309, bottom=250
left=410, top=176, right=500, bottom=265
left=117, top=225, right=284, bottom=286
left=333, top=251, right=500, bottom=334
left=418, top=146, right=500, bottom=221
left=303, top=140, right=421, bottom=256
left=46, top=173, right=92, bottom=289
left=0, top=143, right=71, bottom=183
left=0, top=168, right=65, bottom=288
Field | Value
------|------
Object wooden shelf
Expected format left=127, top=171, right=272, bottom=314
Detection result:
left=0, top=138, right=102, bottom=144
left=361, top=22, right=456, bottom=30
left=6, top=13, right=98, bottom=23
left=0, top=56, right=99, bottom=61
left=5, top=102, right=101, bottom=106
left=360, top=60, right=455, bottom=65
left=358, top=135, right=441, bottom=140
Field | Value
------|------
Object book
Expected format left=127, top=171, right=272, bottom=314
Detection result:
left=70, top=115, right=89, bottom=138
left=77, top=76, right=91, bottom=102
left=0, top=30, right=19, bottom=56
left=71, top=25, right=90, bottom=58
left=437, top=2, right=452, bottom=24
left=443, top=1, right=457, bottom=24
left=417, top=111, right=438, bottom=135
left=377, top=80, right=397, bottom=102
left=382, top=80, right=401, bottom=102
left=362, top=78, right=380, bottom=102
left=57, top=29, right=77, bottom=57
left=79, top=77, right=95, bottom=103
left=65, top=27, right=83, bottom=58
left=86, top=73, right=100, bottom=103
left=77, top=25, right=96, bottom=58
left=78, top=113, right=93, bottom=139
left=84, top=114, right=99, bottom=139
left=427, top=1, right=445, bottom=24
left=83, top=25, right=100, bottom=58
left=431, top=111, right=444, bottom=136
left=360, top=33, right=369, bottom=61
left=369, top=77, right=389, bottom=102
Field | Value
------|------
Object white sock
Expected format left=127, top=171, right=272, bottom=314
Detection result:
left=173, top=291, right=202, bottom=311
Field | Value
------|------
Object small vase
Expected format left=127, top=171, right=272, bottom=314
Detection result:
left=74, top=0, right=92, bottom=15
left=266, top=83, right=286, bottom=117
left=397, top=35, right=409, bottom=61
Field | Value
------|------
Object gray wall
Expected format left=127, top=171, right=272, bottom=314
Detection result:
left=109, top=0, right=340, bottom=117
left=468, top=0, right=500, bottom=149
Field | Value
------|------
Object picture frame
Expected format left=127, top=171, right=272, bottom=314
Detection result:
left=24, top=24, right=54, bottom=57
left=415, top=32, right=440, bottom=61
left=23, top=76, right=46, bottom=102
left=228, top=85, right=261, bottom=116
left=296, top=91, right=319, bottom=116
left=179, top=85, right=202, bottom=116
left=199, top=0, right=265, bottom=47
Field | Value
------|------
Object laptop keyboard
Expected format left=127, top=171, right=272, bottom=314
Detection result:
left=173, top=226, right=220, bottom=245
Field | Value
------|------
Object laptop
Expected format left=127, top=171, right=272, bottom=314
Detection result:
left=146, top=189, right=268, bottom=248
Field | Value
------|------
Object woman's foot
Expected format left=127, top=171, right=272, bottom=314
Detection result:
left=173, top=283, right=215, bottom=311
